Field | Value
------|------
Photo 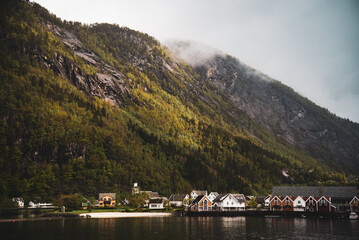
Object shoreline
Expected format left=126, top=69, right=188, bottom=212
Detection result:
left=79, top=212, right=173, bottom=218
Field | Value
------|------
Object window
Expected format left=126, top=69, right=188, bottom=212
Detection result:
left=204, top=200, right=208, bottom=210
left=298, top=201, right=301, bottom=204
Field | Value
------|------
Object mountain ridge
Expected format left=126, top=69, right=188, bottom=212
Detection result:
left=0, top=0, right=357, bottom=202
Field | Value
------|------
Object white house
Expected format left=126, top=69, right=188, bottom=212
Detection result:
left=28, top=201, right=36, bottom=208
left=12, top=197, right=24, bottom=208
left=190, top=190, right=207, bottom=200
left=293, top=196, right=305, bottom=211
left=149, top=198, right=165, bottom=209
left=264, top=196, right=271, bottom=207
left=28, top=201, right=54, bottom=208
left=169, top=194, right=189, bottom=207
left=213, top=193, right=245, bottom=211
left=208, top=192, right=219, bottom=202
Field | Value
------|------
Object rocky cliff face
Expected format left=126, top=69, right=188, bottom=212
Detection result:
left=44, top=23, right=131, bottom=106
left=192, top=54, right=359, bottom=172
left=38, top=21, right=359, bottom=173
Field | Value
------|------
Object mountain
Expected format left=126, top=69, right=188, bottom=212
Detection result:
left=167, top=40, right=359, bottom=173
left=0, top=1, right=357, bottom=202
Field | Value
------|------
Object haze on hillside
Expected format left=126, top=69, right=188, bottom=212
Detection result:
left=34, top=0, right=359, bottom=122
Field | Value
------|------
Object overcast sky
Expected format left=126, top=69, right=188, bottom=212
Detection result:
left=35, top=0, right=359, bottom=122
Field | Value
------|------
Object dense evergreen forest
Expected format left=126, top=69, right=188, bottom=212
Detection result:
left=0, top=1, right=353, bottom=204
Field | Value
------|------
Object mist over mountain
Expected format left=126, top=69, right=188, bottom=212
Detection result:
left=0, top=1, right=357, bottom=202
left=166, top=41, right=359, bottom=173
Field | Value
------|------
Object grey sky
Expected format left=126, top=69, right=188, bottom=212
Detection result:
left=34, top=0, right=359, bottom=122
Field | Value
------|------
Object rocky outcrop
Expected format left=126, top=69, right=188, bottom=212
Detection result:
left=43, top=23, right=131, bottom=106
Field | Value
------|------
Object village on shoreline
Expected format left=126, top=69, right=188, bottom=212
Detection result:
left=5, top=183, right=359, bottom=220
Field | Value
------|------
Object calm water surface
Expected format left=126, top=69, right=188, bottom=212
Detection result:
left=1, top=216, right=358, bottom=240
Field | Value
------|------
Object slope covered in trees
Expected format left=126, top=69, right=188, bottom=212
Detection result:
left=0, top=1, right=352, bottom=203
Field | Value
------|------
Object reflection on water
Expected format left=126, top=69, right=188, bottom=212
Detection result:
left=1, top=216, right=358, bottom=240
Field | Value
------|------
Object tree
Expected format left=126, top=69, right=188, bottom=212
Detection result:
left=129, top=192, right=150, bottom=208
left=248, top=197, right=258, bottom=209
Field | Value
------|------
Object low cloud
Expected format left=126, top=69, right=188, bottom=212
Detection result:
left=164, top=39, right=224, bottom=66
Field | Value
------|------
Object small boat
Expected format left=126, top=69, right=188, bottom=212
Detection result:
left=349, top=212, right=358, bottom=220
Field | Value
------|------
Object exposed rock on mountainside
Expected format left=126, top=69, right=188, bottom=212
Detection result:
left=44, top=23, right=131, bottom=106
left=173, top=49, right=359, bottom=172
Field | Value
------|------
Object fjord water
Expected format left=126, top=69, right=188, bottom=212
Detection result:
left=1, top=216, right=358, bottom=240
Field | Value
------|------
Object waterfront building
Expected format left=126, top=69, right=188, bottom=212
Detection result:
left=190, top=190, right=208, bottom=200
left=12, top=197, right=24, bottom=208
left=189, top=195, right=213, bottom=212
left=169, top=194, right=189, bottom=207
left=98, top=193, right=116, bottom=207
left=208, top=192, right=219, bottom=202
left=272, top=186, right=357, bottom=212
left=149, top=198, right=165, bottom=209
left=213, top=193, right=245, bottom=211
left=293, top=196, right=305, bottom=211
left=349, top=196, right=359, bottom=212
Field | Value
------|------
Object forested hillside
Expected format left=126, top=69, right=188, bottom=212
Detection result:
left=0, top=1, right=353, bottom=203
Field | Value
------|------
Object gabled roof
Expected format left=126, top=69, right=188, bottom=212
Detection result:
left=304, top=196, right=320, bottom=202
left=212, top=194, right=227, bottom=203
left=149, top=198, right=163, bottom=204
left=99, top=193, right=116, bottom=200
left=142, top=191, right=160, bottom=198
left=213, top=194, right=242, bottom=205
left=191, top=190, right=207, bottom=196
left=191, top=195, right=209, bottom=205
left=350, top=196, right=359, bottom=204
left=232, top=194, right=246, bottom=203
left=209, top=192, right=219, bottom=196
left=272, top=186, right=357, bottom=198
left=169, top=194, right=187, bottom=201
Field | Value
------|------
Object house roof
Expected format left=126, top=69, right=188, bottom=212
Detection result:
left=149, top=198, right=163, bottom=204
left=350, top=196, right=359, bottom=204
left=169, top=194, right=187, bottom=201
left=191, top=195, right=209, bottom=205
left=232, top=194, right=246, bottom=203
left=191, top=190, right=207, bottom=196
left=272, top=186, right=357, bottom=198
left=255, top=196, right=266, bottom=203
left=99, top=193, right=116, bottom=200
left=212, top=194, right=227, bottom=203
left=141, top=191, right=160, bottom=198
left=209, top=192, right=219, bottom=196
left=12, top=197, right=24, bottom=202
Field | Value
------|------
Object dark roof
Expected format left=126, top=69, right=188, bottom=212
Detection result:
left=212, top=194, right=226, bottom=203
left=272, top=186, right=357, bottom=198
left=255, top=196, right=266, bottom=203
left=192, top=195, right=205, bottom=204
left=169, top=194, right=187, bottom=201
left=149, top=198, right=163, bottom=204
